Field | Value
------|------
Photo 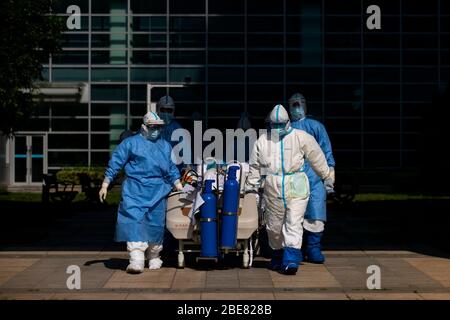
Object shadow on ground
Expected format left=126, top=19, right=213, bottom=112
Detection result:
left=0, top=198, right=449, bottom=259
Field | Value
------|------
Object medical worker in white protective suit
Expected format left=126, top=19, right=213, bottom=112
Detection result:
left=245, top=104, right=334, bottom=275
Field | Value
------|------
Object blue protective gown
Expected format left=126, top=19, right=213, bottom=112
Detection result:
left=104, top=132, right=180, bottom=243
left=161, top=120, right=182, bottom=147
left=291, top=117, right=335, bottom=221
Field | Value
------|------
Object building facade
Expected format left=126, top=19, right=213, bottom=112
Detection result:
left=1, top=0, right=449, bottom=187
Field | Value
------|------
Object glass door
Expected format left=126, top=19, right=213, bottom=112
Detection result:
left=13, top=135, right=46, bottom=185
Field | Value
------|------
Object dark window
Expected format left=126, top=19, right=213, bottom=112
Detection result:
left=92, top=0, right=127, bottom=14
left=91, top=85, right=128, bottom=101
left=131, top=51, right=166, bottom=64
left=132, top=17, right=166, bottom=32
left=132, top=34, right=166, bottom=48
left=131, top=0, right=166, bottom=14
left=169, top=0, right=205, bottom=14
left=169, top=17, right=205, bottom=32
left=209, top=0, right=245, bottom=14
left=209, top=16, right=245, bottom=32
left=130, top=68, right=166, bottom=82
left=170, top=51, right=205, bottom=65
left=49, top=134, right=88, bottom=149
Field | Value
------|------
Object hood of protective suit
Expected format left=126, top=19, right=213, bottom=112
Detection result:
left=288, top=93, right=307, bottom=112
left=269, top=104, right=290, bottom=124
left=157, top=95, right=175, bottom=113
left=143, top=111, right=165, bottom=126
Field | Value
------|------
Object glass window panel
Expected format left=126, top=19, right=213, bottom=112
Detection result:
left=364, top=50, right=400, bottom=65
left=91, top=34, right=127, bottom=48
left=329, top=133, right=361, bottom=150
left=61, top=33, right=89, bottom=48
left=170, top=51, right=205, bottom=64
left=170, top=0, right=205, bottom=14
left=403, top=84, right=437, bottom=102
left=247, top=67, right=283, bottom=82
left=91, top=104, right=127, bottom=116
left=364, top=84, right=400, bottom=102
left=208, top=50, right=244, bottom=65
left=324, top=16, right=361, bottom=33
left=208, top=67, right=245, bottom=82
left=48, top=151, right=88, bottom=167
left=131, top=0, right=166, bottom=14
left=132, top=17, right=166, bottom=31
left=131, top=50, right=167, bottom=64
left=209, top=0, right=245, bottom=14
left=364, top=68, right=400, bottom=82
left=286, top=84, right=322, bottom=103
left=286, top=67, right=323, bottom=82
left=209, top=16, right=244, bottom=32
left=248, top=34, right=283, bottom=48
left=248, top=16, right=283, bottom=33
left=169, top=67, right=205, bottom=82
left=364, top=103, right=400, bottom=117
left=132, top=34, right=166, bottom=48
left=170, top=34, right=205, bottom=48
left=51, top=103, right=88, bottom=116
left=130, top=103, right=146, bottom=116
left=287, top=16, right=322, bottom=34
left=169, top=85, right=205, bottom=101
left=91, top=50, right=128, bottom=64
left=53, top=68, right=89, bottom=82
left=324, top=34, right=361, bottom=49
left=91, top=152, right=111, bottom=166
left=364, top=119, right=401, bottom=132
left=91, top=68, right=127, bottom=82
left=53, top=0, right=89, bottom=13
left=52, top=119, right=88, bottom=131
left=247, top=0, right=283, bottom=14
left=53, top=51, right=88, bottom=64
left=92, top=0, right=127, bottom=14
left=365, top=134, right=400, bottom=150
left=208, top=34, right=245, bottom=48
left=325, top=84, right=361, bottom=101
left=92, top=16, right=127, bottom=31
left=130, top=68, right=166, bottom=81
left=91, top=85, right=128, bottom=101
left=403, top=17, right=438, bottom=33
left=325, top=50, right=361, bottom=65
left=91, top=119, right=126, bottom=132
left=208, top=84, right=244, bottom=101
left=170, top=17, right=205, bottom=32
left=402, top=51, right=438, bottom=66
left=48, top=134, right=88, bottom=149
left=248, top=50, right=284, bottom=65
left=286, top=49, right=322, bottom=65
left=402, top=0, right=438, bottom=14
left=324, top=103, right=362, bottom=117
left=326, top=67, right=361, bottom=82
left=247, top=84, right=283, bottom=102
left=364, top=35, right=400, bottom=49
left=325, top=118, right=361, bottom=133
left=324, top=0, right=361, bottom=15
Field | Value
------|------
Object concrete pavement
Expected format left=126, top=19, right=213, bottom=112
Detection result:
left=1, top=250, right=449, bottom=300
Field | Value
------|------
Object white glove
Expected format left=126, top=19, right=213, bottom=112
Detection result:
left=174, top=180, right=183, bottom=192
left=324, top=178, right=334, bottom=190
left=99, top=182, right=109, bottom=203
left=329, top=167, right=335, bottom=185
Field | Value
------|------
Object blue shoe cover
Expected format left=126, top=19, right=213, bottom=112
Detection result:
left=304, top=230, right=325, bottom=263
left=269, top=249, right=284, bottom=271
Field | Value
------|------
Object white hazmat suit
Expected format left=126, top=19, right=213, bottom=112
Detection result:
left=245, top=105, right=331, bottom=274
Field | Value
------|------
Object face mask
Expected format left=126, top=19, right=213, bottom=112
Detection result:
left=147, top=128, right=161, bottom=140
left=290, top=106, right=306, bottom=121
left=159, top=112, right=174, bottom=124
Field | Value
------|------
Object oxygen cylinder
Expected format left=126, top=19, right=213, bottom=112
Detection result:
left=200, top=179, right=218, bottom=257
left=220, top=166, right=240, bottom=249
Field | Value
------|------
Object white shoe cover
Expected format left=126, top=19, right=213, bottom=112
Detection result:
left=148, top=258, right=163, bottom=270
left=126, top=261, right=144, bottom=274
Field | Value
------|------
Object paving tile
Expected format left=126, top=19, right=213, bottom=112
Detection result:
left=347, top=292, right=424, bottom=300
left=376, top=258, right=444, bottom=290
left=0, top=258, right=39, bottom=268
left=51, top=292, right=128, bottom=300
left=104, top=268, right=176, bottom=289
left=201, top=292, right=275, bottom=300
left=418, top=293, right=450, bottom=300
left=171, top=270, right=206, bottom=289
left=274, top=292, right=349, bottom=300
left=0, top=293, right=56, bottom=300
left=127, top=293, right=202, bottom=300
left=404, top=258, right=450, bottom=287
left=270, top=264, right=341, bottom=289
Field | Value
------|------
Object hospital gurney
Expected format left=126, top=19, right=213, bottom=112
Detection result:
left=166, top=161, right=260, bottom=269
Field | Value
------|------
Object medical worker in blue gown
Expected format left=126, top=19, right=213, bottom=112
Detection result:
left=156, top=95, right=182, bottom=147
left=289, top=93, right=336, bottom=264
left=99, top=112, right=183, bottom=274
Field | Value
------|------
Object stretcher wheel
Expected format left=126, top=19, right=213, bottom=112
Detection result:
left=177, top=251, right=185, bottom=269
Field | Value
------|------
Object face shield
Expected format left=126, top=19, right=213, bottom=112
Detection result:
left=288, top=93, right=307, bottom=121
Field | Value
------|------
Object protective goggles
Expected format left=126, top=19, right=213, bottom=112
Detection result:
left=145, top=124, right=163, bottom=130
left=270, top=123, right=287, bottom=129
